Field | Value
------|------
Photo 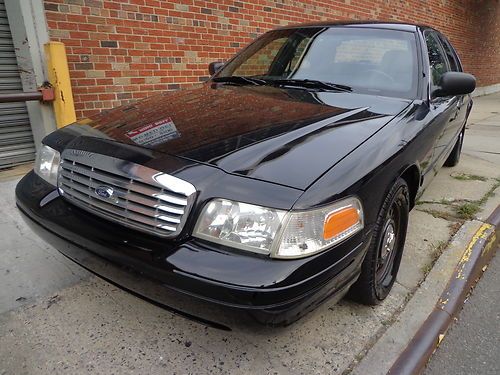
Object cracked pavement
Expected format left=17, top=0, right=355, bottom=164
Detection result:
left=0, top=93, right=499, bottom=375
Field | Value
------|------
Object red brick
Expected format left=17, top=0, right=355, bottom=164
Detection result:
left=44, top=0, right=500, bottom=119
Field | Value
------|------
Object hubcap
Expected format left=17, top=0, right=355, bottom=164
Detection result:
left=376, top=205, right=401, bottom=289
left=381, top=221, right=396, bottom=261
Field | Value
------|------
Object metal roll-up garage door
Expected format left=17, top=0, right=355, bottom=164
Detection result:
left=0, top=0, right=36, bottom=169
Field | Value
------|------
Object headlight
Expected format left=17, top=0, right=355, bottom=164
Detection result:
left=193, top=199, right=286, bottom=254
left=34, top=144, right=60, bottom=186
left=193, top=197, right=363, bottom=259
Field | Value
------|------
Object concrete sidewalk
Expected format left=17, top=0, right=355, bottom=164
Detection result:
left=352, top=92, right=500, bottom=375
left=0, top=93, right=499, bottom=375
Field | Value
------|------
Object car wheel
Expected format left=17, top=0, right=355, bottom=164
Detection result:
left=444, top=127, right=465, bottom=167
left=348, top=178, right=409, bottom=305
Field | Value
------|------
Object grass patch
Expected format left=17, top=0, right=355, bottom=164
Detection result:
left=454, top=178, right=500, bottom=220
left=451, top=173, right=488, bottom=182
left=455, top=202, right=481, bottom=220
left=418, top=208, right=457, bottom=221
left=421, top=240, right=449, bottom=275
left=418, top=178, right=500, bottom=221
left=421, top=261, right=433, bottom=276
left=416, top=198, right=454, bottom=206
left=419, top=222, right=461, bottom=278
left=477, top=177, right=500, bottom=205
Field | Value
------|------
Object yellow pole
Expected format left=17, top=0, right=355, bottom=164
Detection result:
left=44, top=42, right=76, bottom=127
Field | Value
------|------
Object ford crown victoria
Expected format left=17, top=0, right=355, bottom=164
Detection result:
left=16, top=22, right=475, bottom=326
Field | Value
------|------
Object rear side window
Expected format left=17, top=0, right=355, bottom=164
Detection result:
left=437, top=35, right=461, bottom=72
left=425, top=32, right=449, bottom=86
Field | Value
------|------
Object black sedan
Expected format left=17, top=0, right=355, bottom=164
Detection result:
left=16, top=22, right=475, bottom=326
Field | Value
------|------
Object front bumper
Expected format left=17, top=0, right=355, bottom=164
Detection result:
left=16, top=171, right=369, bottom=327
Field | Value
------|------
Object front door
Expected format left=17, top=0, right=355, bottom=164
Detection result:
left=424, top=30, right=458, bottom=170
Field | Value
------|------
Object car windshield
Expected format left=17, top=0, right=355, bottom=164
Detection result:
left=215, top=27, right=419, bottom=99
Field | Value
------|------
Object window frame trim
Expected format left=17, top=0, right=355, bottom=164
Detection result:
left=423, top=29, right=453, bottom=100
left=436, top=33, right=463, bottom=73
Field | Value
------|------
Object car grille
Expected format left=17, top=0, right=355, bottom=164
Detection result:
left=57, top=150, right=196, bottom=238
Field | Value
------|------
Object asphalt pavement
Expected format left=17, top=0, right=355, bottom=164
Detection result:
left=425, top=251, right=500, bottom=375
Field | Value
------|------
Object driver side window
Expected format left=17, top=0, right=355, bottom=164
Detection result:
left=425, top=32, right=449, bottom=86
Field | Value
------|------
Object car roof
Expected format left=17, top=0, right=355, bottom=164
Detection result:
left=275, top=21, right=432, bottom=33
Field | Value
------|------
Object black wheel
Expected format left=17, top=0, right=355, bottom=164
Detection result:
left=444, top=127, right=465, bottom=167
left=348, top=178, right=409, bottom=305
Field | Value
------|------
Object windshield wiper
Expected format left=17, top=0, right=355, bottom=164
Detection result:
left=212, top=76, right=267, bottom=86
left=212, top=76, right=352, bottom=92
left=264, top=79, right=352, bottom=92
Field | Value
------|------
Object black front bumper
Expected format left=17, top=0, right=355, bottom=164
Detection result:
left=16, top=171, right=369, bottom=327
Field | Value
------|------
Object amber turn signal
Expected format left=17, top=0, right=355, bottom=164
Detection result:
left=323, top=207, right=360, bottom=240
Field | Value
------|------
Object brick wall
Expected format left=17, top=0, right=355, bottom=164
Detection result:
left=463, top=2, right=500, bottom=90
left=43, top=0, right=500, bottom=119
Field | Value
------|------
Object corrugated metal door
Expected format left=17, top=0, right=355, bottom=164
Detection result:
left=0, top=0, right=35, bottom=169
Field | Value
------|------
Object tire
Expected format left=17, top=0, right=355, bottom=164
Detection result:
left=444, top=127, right=465, bottom=167
left=348, top=178, right=410, bottom=305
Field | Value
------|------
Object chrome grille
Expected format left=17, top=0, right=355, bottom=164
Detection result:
left=58, top=150, right=196, bottom=237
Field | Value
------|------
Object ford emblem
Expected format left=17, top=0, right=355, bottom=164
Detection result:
left=95, top=185, right=114, bottom=199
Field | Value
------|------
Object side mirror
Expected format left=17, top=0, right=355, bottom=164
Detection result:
left=433, top=72, right=476, bottom=98
left=208, top=61, right=224, bottom=76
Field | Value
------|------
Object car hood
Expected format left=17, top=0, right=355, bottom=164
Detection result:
left=81, top=84, right=411, bottom=190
